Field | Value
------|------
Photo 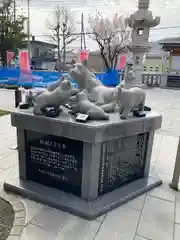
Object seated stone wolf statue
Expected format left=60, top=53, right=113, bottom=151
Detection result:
left=33, top=78, right=73, bottom=116
left=24, top=75, right=79, bottom=108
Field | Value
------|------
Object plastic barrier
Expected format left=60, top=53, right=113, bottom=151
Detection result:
left=0, top=68, right=120, bottom=88
left=31, top=71, right=60, bottom=82
left=96, top=70, right=120, bottom=86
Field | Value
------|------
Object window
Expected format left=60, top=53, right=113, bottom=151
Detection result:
left=135, top=56, right=140, bottom=64
left=34, top=47, right=39, bottom=57
left=137, top=28, right=144, bottom=36
left=155, top=66, right=159, bottom=72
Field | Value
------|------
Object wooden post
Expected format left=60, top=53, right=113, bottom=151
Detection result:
left=169, top=137, right=180, bottom=191
left=10, top=87, right=22, bottom=150
left=15, top=88, right=22, bottom=108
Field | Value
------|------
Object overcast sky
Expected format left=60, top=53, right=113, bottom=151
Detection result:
left=17, top=0, right=180, bottom=50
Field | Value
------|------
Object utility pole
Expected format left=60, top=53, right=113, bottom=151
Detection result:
left=27, top=0, right=31, bottom=61
left=82, top=14, right=86, bottom=50
left=80, top=13, right=86, bottom=50
left=80, top=13, right=88, bottom=67
left=62, top=22, right=66, bottom=72
left=80, top=14, right=83, bottom=50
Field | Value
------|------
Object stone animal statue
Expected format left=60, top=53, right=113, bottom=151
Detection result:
left=69, top=63, right=117, bottom=113
left=47, top=74, right=79, bottom=106
left=24, top=90, right=44, bottom=107
left=69, top=91, right=109, bottom=121
left=17, top=87, right=44, bottom=109
left=115, top=86, right=146, bottom=119
left=33, top=78, right=73, bottom=116
left=47, top=74, right=79, bottom=96
left=47, top=78, right=62, bottom=92
left=21, top=75, right=79, bottom=110
left=69, top=62, right=101, bottom=91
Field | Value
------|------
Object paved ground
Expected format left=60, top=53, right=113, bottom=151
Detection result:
left=0, top=89, right=16, bottom=111
left=0, top=88, right=180, bottom=240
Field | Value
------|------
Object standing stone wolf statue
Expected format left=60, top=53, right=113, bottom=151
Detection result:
left=69, top=63, right=117, bottom=113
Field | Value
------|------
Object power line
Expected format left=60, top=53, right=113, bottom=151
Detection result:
left=14, top=2, right=180, bottom=35
left=31, top=25, right=180, bottom=37
left=151, top=26, right=180, bottom=31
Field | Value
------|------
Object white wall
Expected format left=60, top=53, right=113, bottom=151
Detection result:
left=171, top=56, right=180, bottom=70
left=41, top=62, right=56, bottom=70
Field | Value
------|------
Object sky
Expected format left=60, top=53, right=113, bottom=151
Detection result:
left=16, top=0, right=180, bottom=51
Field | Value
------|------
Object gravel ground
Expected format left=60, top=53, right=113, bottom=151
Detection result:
left=0, top=197, right=14, bottom=240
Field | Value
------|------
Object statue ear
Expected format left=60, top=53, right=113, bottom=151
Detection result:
left=78, top=64, right=82, bottom=71
left=82, top=89, right=88, bottom=94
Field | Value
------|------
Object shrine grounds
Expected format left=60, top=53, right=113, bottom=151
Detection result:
left=0, top=87, right=180, bottom=240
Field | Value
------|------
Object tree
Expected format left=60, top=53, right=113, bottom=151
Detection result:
left=45, top=5, right=77, bottom=67
left=89, top=12, right=131, bottom=70
left=0, top=0, right=27, bottom=66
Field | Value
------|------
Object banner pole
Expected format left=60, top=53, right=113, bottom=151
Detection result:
left=169, top=137, right=180, bottom=191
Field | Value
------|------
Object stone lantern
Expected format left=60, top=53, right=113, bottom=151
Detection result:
left=127, top=0, right=161, bottom=85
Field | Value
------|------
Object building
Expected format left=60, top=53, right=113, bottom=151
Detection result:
left=87, top=42, right=169, bottom=73
left=53, top=51, right=78, bottom=71
left=159, top=37, right=180, bottom=73
left=23, top=38, right=79, bottom=71
left=144, top=41, right=170, bottom=72
left=24, top=38, right=57, bottom=70
left=87, top=51, right=105, bottom=72
left=54, top=50, right=78, bottom=64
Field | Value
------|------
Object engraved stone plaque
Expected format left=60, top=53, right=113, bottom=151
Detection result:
left=98, top=133, right=149, bottom=195
left=25, top=131, right=83, bottom=197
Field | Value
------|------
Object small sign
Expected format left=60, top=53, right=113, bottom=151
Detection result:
left=6, top=51, right=14, bottom=65
left=45, top=108, right=61, bottom=118
left=64, top=104, right=72, bottom=110
left=133, top=110, right=146, bottom=118
left=144, top=106, right=151, bottom=112
left=79, top=50, right=89, bottom=62
left=76, top=113, right=89, bottom=123
left=19, top=103, right=30, bottom=109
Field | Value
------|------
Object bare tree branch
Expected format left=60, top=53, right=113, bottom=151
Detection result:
left=88, top=12, right=131, bottom=70
left=45, top=5, right=76, bottom=69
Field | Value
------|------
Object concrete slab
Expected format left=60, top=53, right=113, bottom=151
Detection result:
left=4, top=173, right=162, bottom=220
left=137, top=195, right=174, bottom=240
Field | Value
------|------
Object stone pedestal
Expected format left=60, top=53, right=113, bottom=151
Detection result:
left=133, top=65, right=144, bottom=84
left=132, top=66, right=148, bottom=89
left=4, top=107, right=162, bottom=220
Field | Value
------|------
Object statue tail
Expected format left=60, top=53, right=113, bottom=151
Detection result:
left=87, top=110, right=109, bottom=120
